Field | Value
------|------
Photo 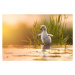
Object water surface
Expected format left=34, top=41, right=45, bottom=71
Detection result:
left=3, top=45, right=73, bottom=61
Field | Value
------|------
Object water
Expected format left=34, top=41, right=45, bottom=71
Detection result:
left=3, top=45, right=73, bottom=61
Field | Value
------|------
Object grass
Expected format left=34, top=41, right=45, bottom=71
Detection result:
left=25, top=15, right=73, bottom=47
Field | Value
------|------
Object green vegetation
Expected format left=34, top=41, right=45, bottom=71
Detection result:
left=25, top=15, right=73, bottom=47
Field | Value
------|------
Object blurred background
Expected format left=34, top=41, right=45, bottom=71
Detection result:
left=2, top=14, right=73, bottom=46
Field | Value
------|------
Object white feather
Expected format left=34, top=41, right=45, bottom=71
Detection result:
left=39, top=25, right=53, bottom=44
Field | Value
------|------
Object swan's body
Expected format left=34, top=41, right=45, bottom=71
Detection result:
left=41, top=30, right=51, bottom=44
left=38, top=25, right=53, bottom=44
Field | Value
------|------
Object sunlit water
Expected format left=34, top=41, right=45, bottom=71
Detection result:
left=3, top=45, right=73, bottom=61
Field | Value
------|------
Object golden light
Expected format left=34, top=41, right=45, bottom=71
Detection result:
left=2, top=14, right=41, bottom=27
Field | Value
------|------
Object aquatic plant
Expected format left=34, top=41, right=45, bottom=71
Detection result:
left=25, top=15, right=73, bottom=47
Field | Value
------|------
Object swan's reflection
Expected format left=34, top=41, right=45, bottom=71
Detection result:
left=42, top=44, right=51, bottom=51
left=34, top=44, right=51, bottom=61
left=42, top=44, right=51, bottom=59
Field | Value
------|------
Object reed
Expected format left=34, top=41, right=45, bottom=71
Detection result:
left=25, top=15, right=73, bottom=47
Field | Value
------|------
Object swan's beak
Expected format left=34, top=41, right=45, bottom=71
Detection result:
left=40, top=28, right=42, bottom=30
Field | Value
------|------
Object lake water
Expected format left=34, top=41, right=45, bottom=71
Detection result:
left=3, top=45, right=73, bottom=61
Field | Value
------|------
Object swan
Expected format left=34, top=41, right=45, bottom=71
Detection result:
left=38, top=25, right=53, bottom=45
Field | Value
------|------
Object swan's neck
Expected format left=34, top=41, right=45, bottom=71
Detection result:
left=43, top=29, right=47, bottom=33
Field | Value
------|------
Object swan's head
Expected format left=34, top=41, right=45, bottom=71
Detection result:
left=40, top=25, right=46, bottom=31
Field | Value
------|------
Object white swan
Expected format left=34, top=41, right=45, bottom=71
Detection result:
left=38, top=25, right=53, bottom=44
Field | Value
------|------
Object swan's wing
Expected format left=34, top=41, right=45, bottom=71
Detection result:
left=38, top=34, right=41, bottom=36
left=48, top=34, right=53, bottom=37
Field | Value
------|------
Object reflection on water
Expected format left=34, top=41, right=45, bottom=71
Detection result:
left=34, top=45, right=66, bottom=61
left=42, top=45, right=51, bottom=50
left=42, top=45, right=51, bottom=60
left=3, top=45, right=73, bottom=61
